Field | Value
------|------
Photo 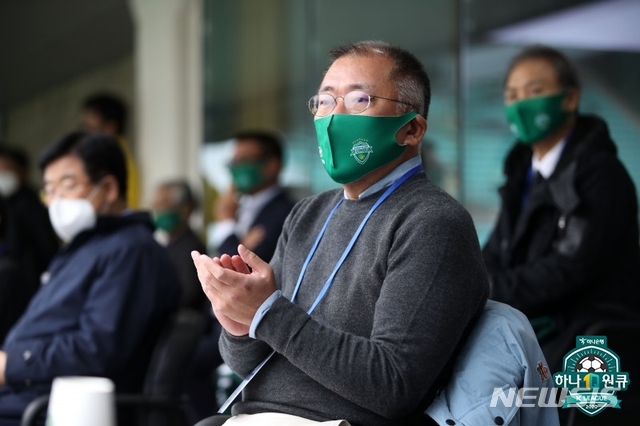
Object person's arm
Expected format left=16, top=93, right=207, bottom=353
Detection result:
left=489, top=155, right=637, bottom=314
left=242, top=196, right=292, bottom=261
left=214, top=201, right=299, bottom=376
left=254, top=205, right=488, bottom=417
left=218, top=193, right=292, bottom=261
left=2, top=244, right=152, bottom=384
left=260, top=209, right=487, bottom=416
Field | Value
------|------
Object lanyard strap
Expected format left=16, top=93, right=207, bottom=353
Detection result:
left=218, top=165, right=423, bottom=414
left=290, top=164, right=423, bottom=312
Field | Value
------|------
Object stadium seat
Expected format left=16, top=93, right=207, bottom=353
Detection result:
left=20, top=308, right=205, bottom=426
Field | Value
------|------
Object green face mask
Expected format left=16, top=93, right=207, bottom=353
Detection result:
left=153, top=211, right=181, bottom=232
left=314, top=111, right=418, bottom=184
left=504, top=92, right=570, bottom=145
left=229, top=162, right=265, bottom=193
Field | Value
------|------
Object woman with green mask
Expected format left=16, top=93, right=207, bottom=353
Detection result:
left=483, top=45, right=640, bottom=385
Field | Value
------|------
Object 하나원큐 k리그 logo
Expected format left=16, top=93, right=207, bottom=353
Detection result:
left=553, top=336, right=630, bottom=417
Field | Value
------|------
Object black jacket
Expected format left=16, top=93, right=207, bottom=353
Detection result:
left=483, top=114, right=640, bottom=369
left=4, top=186, right=59, bottom=296
left=219, top=189, right=294, bottom=262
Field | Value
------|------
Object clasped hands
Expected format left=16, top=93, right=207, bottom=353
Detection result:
left=191, top=244, right=277, bottom=336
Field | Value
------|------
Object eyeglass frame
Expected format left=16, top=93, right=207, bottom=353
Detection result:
left=307, top=90, right=417, bottom=117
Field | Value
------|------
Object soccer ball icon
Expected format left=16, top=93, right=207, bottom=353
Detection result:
left=576, top=355, right=608, bottom=373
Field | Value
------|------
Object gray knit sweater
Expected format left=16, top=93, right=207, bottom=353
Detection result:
left=220, top=173, right=489, bottom=426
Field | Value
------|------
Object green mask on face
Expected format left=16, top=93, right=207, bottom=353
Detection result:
left=153, top=211, right=181, bottom=232
left=504, top=92, right=570, bottom=145
left=229, top=162, right=265, bottom=193
left=314, top=111, right=418, bottom=184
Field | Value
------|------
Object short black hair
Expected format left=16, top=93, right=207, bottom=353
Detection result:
left=506, top=45, right=581, bottom=91
left=0, top=145, right=30, bottom=171
left=160, top=179, right=198, bottom=211
left=38, top=131, right=128, bottom=200
left=234, top=130, right=284, bottom=162
left=82, top=93, right=128, bottom=135
left=327, top=40, right=431, bottom=118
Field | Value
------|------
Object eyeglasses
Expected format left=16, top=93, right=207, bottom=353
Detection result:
left=307, top=90, right=415, bottom=117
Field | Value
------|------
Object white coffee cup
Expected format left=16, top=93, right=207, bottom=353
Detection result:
left=46, top=376, right=116, bottom=426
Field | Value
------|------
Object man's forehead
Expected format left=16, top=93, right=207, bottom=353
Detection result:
left=43, top=155, right=86, bottom=181
left=234, top=139, right=263, bottom=155
left=320, top=55, right=392, bottom=92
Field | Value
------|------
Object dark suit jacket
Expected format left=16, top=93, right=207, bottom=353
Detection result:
left=483, top=114, right=640, bottom=371
left=218, top=189, right=294, bottom=262
left=166, top=228, right=208, bottom=311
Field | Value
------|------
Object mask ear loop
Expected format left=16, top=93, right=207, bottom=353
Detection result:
left=87, top=179, right=111, bottom=215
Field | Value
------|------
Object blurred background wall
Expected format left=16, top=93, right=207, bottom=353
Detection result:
left=1, top=0, right=638, bottom=243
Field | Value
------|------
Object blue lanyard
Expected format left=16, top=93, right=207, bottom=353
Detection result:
left=218, top=164, right=423, bottom=414
left=290, top=164, right=423, bottom=314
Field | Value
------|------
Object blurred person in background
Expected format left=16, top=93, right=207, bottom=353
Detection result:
left=151, top=179, right=208, bottom=311
left=0, top=146, right=58, bottom=298
left=0, top=132, right=180, bottom=425
left=483, top=45, right=640, bottom=373
left=210, top=131, right=294, bottom=261
left=81, top=92, right=140, bottom=209
left=151, top=179, right=222, bottom=423
left=0, top=198, right=29, bottom=346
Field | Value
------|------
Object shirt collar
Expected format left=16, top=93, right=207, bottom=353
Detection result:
left=345, top=156, right=422, bottom=200
left=532, top=138, right=566, bottom=179
left=239, top=185, right=282, bottom=210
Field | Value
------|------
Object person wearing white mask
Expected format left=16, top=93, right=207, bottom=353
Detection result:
left=0, top=132, right=181, bottom=426
left=0, top=146, right=58, bottom=298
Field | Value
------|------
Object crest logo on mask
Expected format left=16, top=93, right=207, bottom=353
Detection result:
left=350, top=139, right=373, bottom=165
left=535, top=113, right=550, bottom=130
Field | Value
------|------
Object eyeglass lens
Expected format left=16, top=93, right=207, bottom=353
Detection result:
left=308, top=90, right=372, bottom=116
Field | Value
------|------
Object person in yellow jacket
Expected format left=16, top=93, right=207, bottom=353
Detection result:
left=81, top=93, right=140, bottom=208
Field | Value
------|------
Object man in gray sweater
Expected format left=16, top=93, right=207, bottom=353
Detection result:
left=192, top=40, right=489, bottom=426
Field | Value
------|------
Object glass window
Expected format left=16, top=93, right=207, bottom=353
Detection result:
left=203, top=0, right=460, bottom=198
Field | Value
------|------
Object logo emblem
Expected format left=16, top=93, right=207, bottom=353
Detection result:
left=535, top=113, right=550, bottom=130
left=318, top=146, right=325, bottom=165
left=553, top=336, right=629, bottom=417
left=350, top=139, right=373, bottom=165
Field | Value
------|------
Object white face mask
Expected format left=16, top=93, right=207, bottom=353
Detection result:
left=48, top=185, right=102, bottom=242
left=0, top=170, right=19, bottom=198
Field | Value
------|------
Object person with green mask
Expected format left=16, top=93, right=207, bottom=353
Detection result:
left=152, top=179, right=227, bottom=423
left=483, top=45, right=640, bottom=378
left=210, top=131, right=294, bottom=263
left=191, top=41, right=488, bottom=426
left=151, top=179, right=208, bottom=312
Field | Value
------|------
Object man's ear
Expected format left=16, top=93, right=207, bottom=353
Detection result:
left=180, top=204, right=194, bottom=221
left=102, top=175, right=121, bottom=204
left=397, top=115, right=427, bottom=147
left=564, top=89, right=580, bottom=113
left=262, top=157, right=281, bottom=182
